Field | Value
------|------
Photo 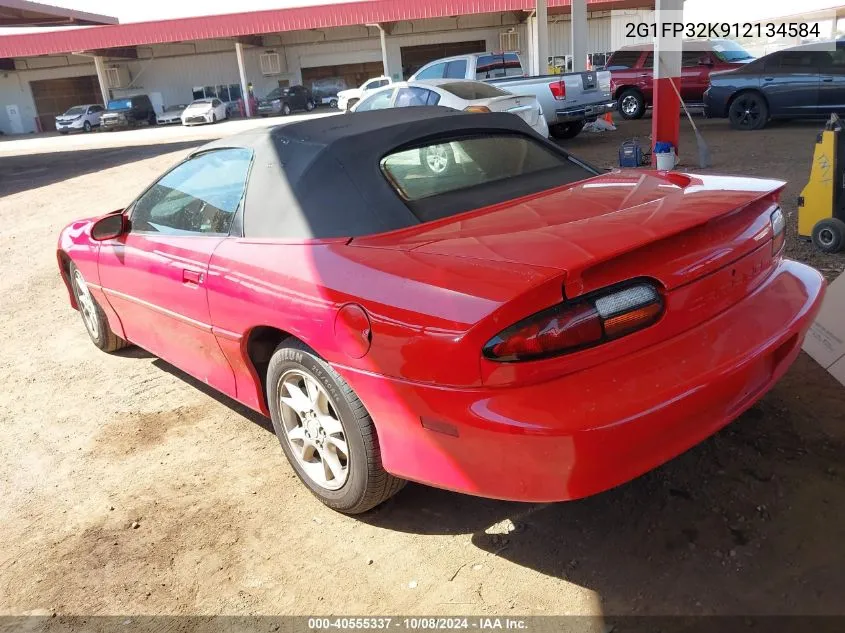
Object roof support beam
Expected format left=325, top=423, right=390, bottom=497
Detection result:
left=93, top=55, right=111, bottom=107
left=234, top=35, right=264, bottom=47
left=534, top=0, right=548, bottom=76
left=83, top=47, right=137, bottom=59
left=235, top=41, right=252, bottom=118
left=367, top=23, right=391, bottom=78
left=570, top=0, right=587, bottom=72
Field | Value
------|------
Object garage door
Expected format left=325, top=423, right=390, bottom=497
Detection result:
left=301, top=62, right=386, bottom=102
left=400, top=41, right=486, bottom=78
left=30, top=76, right=101, bottom=132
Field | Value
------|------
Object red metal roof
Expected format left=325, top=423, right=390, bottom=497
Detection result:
left=0, top=0, right=632, bottom=58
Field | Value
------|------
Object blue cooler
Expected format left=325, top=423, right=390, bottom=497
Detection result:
left=619, top=139, right=643, bottom=168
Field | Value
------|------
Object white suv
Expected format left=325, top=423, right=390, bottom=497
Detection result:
left=55, top=104, right=105, bottom=134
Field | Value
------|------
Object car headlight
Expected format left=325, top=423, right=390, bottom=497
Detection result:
left=272, top=99, right=281, bottom=106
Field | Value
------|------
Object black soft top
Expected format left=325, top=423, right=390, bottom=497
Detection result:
left=197, top=107, right=588, bottom=239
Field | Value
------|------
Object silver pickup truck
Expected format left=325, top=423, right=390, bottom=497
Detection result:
left=410, top=52, right=615, bottom=139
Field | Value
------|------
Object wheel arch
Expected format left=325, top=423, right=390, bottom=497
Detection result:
left=57, top=250, right=78, bottom=310
left=727, top=88, right=769, bottom=113
left=614, top=84, right=642, bottom=100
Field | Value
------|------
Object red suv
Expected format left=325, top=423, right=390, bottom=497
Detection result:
left=606, top=39, right=755, bottom=119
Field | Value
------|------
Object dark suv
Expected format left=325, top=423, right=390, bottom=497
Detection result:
left=256, top=85, right=315, bottom=116
left=100, top=94, right=157, bottom=130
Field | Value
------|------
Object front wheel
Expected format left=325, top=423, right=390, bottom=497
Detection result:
left=68, top=263, right=129, bottom=353
left=305, top=99, right=315, bottom=111
left=728, top=91, right=768, bottom=130
left=83, top=121, right=92, bottom=133
left=329, top=98, right=338, bottom=109
left=419, top=143, right=455, bottom=174
left=618, top=88, right=645, bottom=120
left=550, top=120, right=586, bottom=140
left=267, top=341, right=405, bottom=514
left=282, top=103, right=292, bottom=116
left=812, top=217, right=845, bottom=253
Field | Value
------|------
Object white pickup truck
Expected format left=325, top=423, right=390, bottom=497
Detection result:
left=337, top=76, right=392, bottom=112
left=410, top=52, right=615, bottom=139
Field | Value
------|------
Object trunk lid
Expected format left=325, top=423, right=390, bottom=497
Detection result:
left=482, top=95, right=542, bottom=127
left=352, top=170, right=784, bottom=297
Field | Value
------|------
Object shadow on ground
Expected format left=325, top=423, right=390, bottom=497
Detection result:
left=0, top=140, right=205, bottom=196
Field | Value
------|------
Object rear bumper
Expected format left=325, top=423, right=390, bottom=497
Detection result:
left=554, top=100, right=616, bottom=123
left=703, top=87, right=730, bottom=118
left=339, top=259, right=824, bottom=502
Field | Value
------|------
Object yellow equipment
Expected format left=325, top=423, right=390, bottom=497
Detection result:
left=798, top=113, right=845, bottom=253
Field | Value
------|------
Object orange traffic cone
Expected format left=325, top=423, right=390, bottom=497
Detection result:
left=603, top=111, right=614, bottom=125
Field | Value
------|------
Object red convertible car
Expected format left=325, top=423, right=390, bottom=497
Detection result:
left=58, top=108, right=824, bottom=514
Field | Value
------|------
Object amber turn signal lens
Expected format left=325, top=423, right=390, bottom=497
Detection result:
left=602, top=302, right=663, bottom=338
left=464, top=105, right=492, bottom=113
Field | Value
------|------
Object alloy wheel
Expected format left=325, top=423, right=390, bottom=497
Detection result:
left=73, top=270, right=99, bottom=340
left=278, top=369, right=349, bottom=490
left=732, top=96, right=761, bottom=129
left=424, top=145, right=450, bottom=173
left=620, top=94, right=639, bottom=116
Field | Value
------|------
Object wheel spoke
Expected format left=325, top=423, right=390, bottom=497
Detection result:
left=281, top=380, right=312, bottom=413
left=326, top=435, right=348, bottom=458
left=301, top=440, right=317, bottom=461
left=287, top=425, right=307, bottom=442
left=318, top=414, right=344, bottom=437
left=321, top=450, right=345, bottom=482
left=304, top=377, right=320, bottom=405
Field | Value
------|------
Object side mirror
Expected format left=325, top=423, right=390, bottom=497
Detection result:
left=698, top=55, right=714, bottom=66
left=91, top=212, right=128, bottom=241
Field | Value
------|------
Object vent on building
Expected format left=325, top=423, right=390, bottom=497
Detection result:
left=499, top=30, right=520, bottom=52
left=260, top=52, right=282, bottom=76
left=106, top=66, right=130, bottom=89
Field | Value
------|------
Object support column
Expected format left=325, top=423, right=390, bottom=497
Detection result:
left=571, top=0, right=588, bottom=72
left=367, top=24, right=390, bottom=77
left=93, top=55, right=110, bottom=106
left=235, top=42, right=251, bottom=117
left=535, top=0, right=548, bottom=76
left=651, top=0, right=683, bottom=164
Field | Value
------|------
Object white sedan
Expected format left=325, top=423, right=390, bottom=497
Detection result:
left=351, top=79, right=548, bottom=138
left=181, top=98, right=228, bottom=126
left=55, top=104, right=104, bottom=134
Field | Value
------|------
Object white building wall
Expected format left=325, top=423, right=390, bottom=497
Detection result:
left=0, top=9, right=649, bottom=134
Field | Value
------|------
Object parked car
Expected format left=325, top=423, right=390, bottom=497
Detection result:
left=351, top=79, right=549, bottom=139
left=606, top=39, right=755, bottom=120
left=310, top=77, right=348, bottom=108
left=100, top=95, right=157, bottom=130
left=58, top=107, right=824, bottom=515
left=157, top=104, right=188, bottom=125
left=55, top=104, right=104, bottom=134
left=337, top=76, right=392, bottom=111
left=256, top=85, right=315, bottom=116
left=181, top=98, right=228, bottom=125
left=705, top=40, right=845, bottom=130
left=410, top=52, right=615, bottom=139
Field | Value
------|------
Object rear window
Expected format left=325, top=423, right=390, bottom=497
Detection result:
left=440, top=82, right=508, bottom=100
left=380, top=134, right=595, bottom=222
left=475, top=53, right=522, bottom=79
left=107, top=99, right=132, bottom=109
left=606, top=50, right=643, bottom=69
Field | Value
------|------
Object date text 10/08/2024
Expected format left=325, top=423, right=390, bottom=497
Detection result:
left=625, top=22, right=821, bottom=39
left=308, top=617, right=530, bottom=630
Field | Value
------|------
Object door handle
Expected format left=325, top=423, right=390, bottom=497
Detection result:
left=763, top=76, right=774, bottom=81
left=822, top=76, right=834, bottom=82
left=182, top=269, right=204, bottom=285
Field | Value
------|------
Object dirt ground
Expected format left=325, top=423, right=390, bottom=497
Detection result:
left=1, top=114, right=844, bottom=622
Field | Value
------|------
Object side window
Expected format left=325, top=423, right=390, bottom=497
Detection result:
left=770, top=51, right=820, bottom=72
left=503, top=53, right=523, bottom=76
left=826, top=46, right=845, bottom=73
left=131, top=148, right=252, bottom=236
left=475, top=54, right=499, bottom=79
left=394, top=87, right=441, bottom=107
left=682, top=51, right=703, bottom=67
left=642, top=53, right=654, bottom=68
left=376, top=79, right=390, bottom=88
left=355, top=88, right=394, bottom=111
left=764, top=53, right=783, bottom=71
left=606, top=50, right=643, bottom=70
left=416, top=62, right=447, bottom=79
left=444, top=60, right=468, bottom=78
left=212, top=99, right=222, bottom=107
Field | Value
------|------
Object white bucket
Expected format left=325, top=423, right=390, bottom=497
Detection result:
left=655, top=152, right=675, bottom=170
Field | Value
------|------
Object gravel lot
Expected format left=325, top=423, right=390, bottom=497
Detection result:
left=1, top=112, right=844, bottom=621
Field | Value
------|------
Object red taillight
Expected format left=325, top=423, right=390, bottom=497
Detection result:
left=484, top=282, right=663, bottom=362
left=549, top=80, right=566, bottom=100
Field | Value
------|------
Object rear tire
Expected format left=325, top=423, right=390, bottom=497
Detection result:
left=812, top=218, right=845, bottom=253
left=68, top=262, right=129, bottom=353
left=267, top=340, right=405, bottom=514
left=550, top=120, right=586, bottom=140
left=618, top=88, right=645, bottom=120
left=306, top=100, right=315, bottom=111
left=83, top=121, right=92, bottom=133
left=329, top=98, right=338, bottom=109
left=728, top=91, right=768, bottom=130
